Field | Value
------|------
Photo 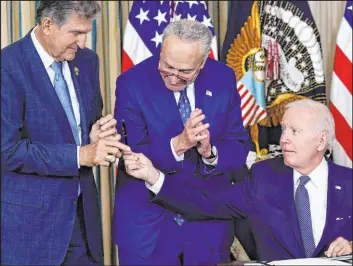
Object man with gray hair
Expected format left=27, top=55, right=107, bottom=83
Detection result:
left=123, top=98, right=352, bottom=261
left=1, top=1, right=130, bottom=265
left=113, top=19, right=249, bottom=265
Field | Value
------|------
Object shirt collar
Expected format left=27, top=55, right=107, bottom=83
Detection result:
left=294, top=157, right=328, bottom=188
left=31, top=26, right=55, bottom=70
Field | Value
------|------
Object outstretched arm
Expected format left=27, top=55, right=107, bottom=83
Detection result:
left=123, top=152, right=256, bottom=220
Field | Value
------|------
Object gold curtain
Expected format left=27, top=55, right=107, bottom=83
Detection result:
left=1, top=1, right=347, bottom=264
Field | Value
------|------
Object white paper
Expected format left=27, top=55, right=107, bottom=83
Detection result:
left=269, top=257, right=350, bottom=265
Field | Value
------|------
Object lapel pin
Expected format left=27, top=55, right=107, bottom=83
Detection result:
left=74, top=66, right=79, bottom=76
left=336, top=217, right=343, bottom=220
left=335, top=185, right=341, bottom=190
left=206, top=90, right=212, bottom=97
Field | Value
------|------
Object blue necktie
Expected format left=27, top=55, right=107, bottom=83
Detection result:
left=51, top=61, right=80, bottom=145
left=178, top=88, right=191, bottom=125
left=295, top=176, right=316, bottom=257
left=173, top=88, right=192, bottom=226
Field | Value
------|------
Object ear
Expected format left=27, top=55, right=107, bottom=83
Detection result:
left=317, top=131, right=329, bottom=152
left=200, top=58, right=206, bottom=70
left=40, top=17, right=55, bottom=36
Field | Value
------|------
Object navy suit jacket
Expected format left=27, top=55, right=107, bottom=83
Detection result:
left=154, top=157, right=353, bottom=261
left=113, top=55, right=249, bottom=258
left=1, top=31, right=103, bottom=265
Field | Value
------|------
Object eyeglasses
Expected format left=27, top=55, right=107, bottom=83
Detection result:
left=158, top=59, right=203, bottom=85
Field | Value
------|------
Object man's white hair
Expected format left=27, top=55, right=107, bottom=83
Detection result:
left=162, top=19, right=212, bottom=61
left=285, top=99, right=336, bottom=152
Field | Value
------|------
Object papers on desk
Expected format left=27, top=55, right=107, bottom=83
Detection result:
left=269, top=257, right=350, bottom=265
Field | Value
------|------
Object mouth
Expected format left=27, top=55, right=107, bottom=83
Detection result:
left=69, top=47, right=78, bottom=53
left=282, top=150, right=295, bottom=154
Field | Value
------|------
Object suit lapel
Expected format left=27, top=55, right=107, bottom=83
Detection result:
left=68, top=60, right=89, bottom=145
left=22, top=31, right=75, bottom=143
left=194, top=73, right=208, bottom=111
left=276, top=164, right=306, bottom=258
left=195, top=66, right=217, bottom=129
left=313, top=159, right=344, bottom=256
left=151, top=69, right=184, bottom=135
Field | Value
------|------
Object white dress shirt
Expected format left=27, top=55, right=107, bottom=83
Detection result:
left=147, top=82, right=218, bottom=193
left=294, top=157, right=328, bottom=247
left=31, top=28, right=82, bottom=168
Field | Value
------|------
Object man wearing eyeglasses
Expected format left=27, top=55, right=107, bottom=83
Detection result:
left=113, top=19, right=249, bottom=265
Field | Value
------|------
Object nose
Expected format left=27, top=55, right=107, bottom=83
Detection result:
left=280, top=131, right=290, bottom=145
left=169, top=75, right=180, bottom=85
left=76, top=34, right=87, bottom=49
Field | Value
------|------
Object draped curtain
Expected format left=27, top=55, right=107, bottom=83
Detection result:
left=1, top=1, right=347, bottom=264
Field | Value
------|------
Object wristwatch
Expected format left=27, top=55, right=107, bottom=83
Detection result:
left=205, top=145, right=217, bottom=159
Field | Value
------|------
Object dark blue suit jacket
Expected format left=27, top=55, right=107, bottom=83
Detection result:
left=154, top=157, right=353, bottom=261
left=113, top=55, right=249, bottom=258
left=1, top=31, right=103, bottom=265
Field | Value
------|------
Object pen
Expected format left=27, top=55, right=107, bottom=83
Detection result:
left=121, top=119, right=128, bottom=145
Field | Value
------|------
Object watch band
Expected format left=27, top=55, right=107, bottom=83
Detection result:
left=205, top=145, right=216, bottom=159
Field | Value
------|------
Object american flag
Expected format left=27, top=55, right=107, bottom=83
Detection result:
left=122, top=1, right=218, bottom=72
left=238, top=80, right=267, bottom=128
left=329, top=0, right=352, bottom=168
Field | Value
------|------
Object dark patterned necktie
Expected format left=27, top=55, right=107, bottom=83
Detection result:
left=295, top=176, right=316, bottom=257
left=174, top=88, right=192, bottom=226
left=178, top=88, right=191, bottom=125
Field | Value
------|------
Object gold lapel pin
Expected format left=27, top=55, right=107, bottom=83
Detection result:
left=74, top=66, right=79, bottom=76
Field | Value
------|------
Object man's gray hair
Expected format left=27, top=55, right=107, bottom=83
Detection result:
left=162, top=19, right=212, bottom=60
left=285, top=99, right=336, bottom=152
left=36, top=1, right=101, bottom=27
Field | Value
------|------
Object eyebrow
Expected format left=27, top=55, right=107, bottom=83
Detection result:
left=69, top=30, right=89, bottom=34
left=164, top=60, right=194, bottom=72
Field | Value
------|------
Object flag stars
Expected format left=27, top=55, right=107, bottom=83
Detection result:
left=187, top=13, right=197, bottom=21
left=303, top=70, right=308, bottom=77
left=300, top=62, right=306, bottom=68
left=281, top=86, right=287, bottom=93
left=173, top=13, right=182, bottom=22
left=151, top=31, right=163, bottom=47
left=291, top=44, right=298, bottom=51
left=304, top=79, right=310, bottom=86
left=136, top=8, right=150, bottom=25
left=285, top=36, right=291, bottom=43
left=278, top=31, right=284, bottom=36
left=270, top=87, right=276, bottom=95
left=185, top=1, right=199, bottom=9
left=297, top=53, right=303, bottom=59
left=202, top=15, right=213, bottom=28
left=154, top=9, right=167, bottom=26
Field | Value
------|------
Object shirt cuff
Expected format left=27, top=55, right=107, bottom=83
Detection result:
left=77, top=146, right=80, bottom=169
left=202, top=145, right=218, bottom=166
left=145, top=171, right=165, bottom=194
left=170, top=138, right=184, bottom=161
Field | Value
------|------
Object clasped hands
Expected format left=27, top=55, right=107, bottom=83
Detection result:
left=79, top=114, right=131, bottom=167
left=123, top=108, right=214, bottom=185
left=172, top=108, right=214, bottom=160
